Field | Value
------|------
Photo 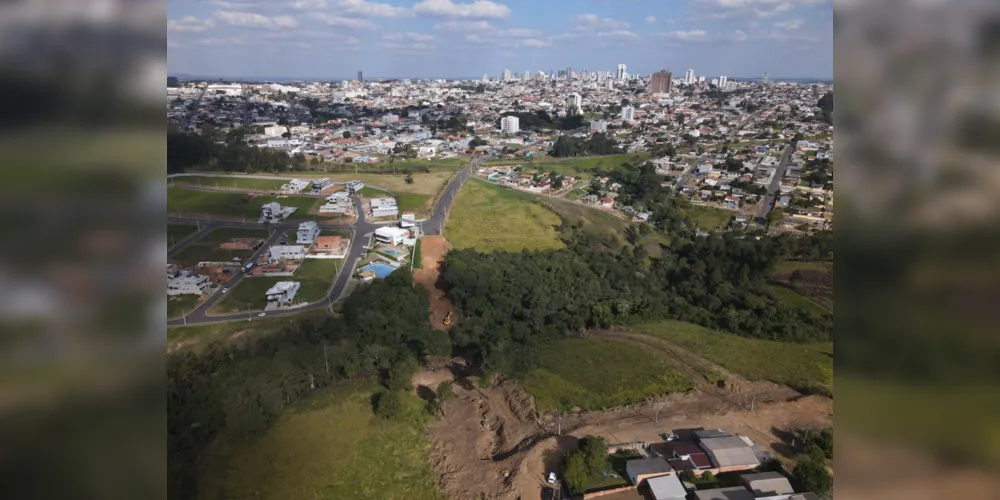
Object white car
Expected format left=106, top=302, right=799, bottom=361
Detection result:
left=547, top=471, right=556, bottom=484
left=221, top=287, right=229, bottom=293
left=258, top=312, right=266, bottom=317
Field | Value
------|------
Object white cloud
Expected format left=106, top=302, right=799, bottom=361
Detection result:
left=500, top=28, right=539, bottom=37
left=463, top=33, right=494, bottom=44
left=660, top=29, right=707, bottom=40
left=343, top=36, right=361, bottom=44
left=168, top=16, right=216, bottom=32
left=597, top=30, right=637, bottom=39
left=645, top=15, right=657, bottom=24
left=309, top=12, right=376, bottom=28
left=296, top=42, right=312, bottom=48
left=517, top=38, right=550, bottom=48
left=730, top=29, right=748, bottom=41
left=197, top=36, right=247, bottom=46
left=383, top=32, right=436, bottom=41
left=773, top=18, right=805, bottom=30
left=215, top=11, right=298, bottom=29
left=433, top=20, right=494, bottom=30
left=691, top=0, right=828, bottom=21
left=549, top=33, right=581, bottom=42
left=414, top=0, right=511, bottom=19
left=573, top=13, right=629, bottom=31
left=384, top=41, right=436, bottom=51
left=327, top=0, right=413, bottom=18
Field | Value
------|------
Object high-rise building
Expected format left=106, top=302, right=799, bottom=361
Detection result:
left=684, top=69, right=695, bottom=84
left=567, top=66, right=573, bottom=81
left=503, top=69, right=511, bottom=81
left=500, top=115, right=520, bottom=134
left=617, top=64, right=627, bottom=81
left=698, top=76, right=705, bottom=83
left=718, top=76, right=728, bottom=88
left=621, top=106, right=634, bottom=121
left=590, top=120, right=608, bottom=132
left=483, top=74, right=489, bottom=82
left=523, top=70, right=530, bottom=80
left=762, top=72, right=769, bottom=84
left=606, top=78, right=614, bottom=90
left=358, top=70, right=363, bottom=82
left=649, top=70, right=672, bottom=94
left=567, top=93, right=582, bottom=112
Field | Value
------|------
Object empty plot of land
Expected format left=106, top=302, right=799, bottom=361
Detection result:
left=769, top=285, right=831, bottom=316
left=167, top=223, right=200, bottom=247
left=211, top=258, right=341, bottom=313
left=168, top=176, right=287, bottom=191
left=170, top=227, right=270, bottom=267
left=198, top=384, right=439, bottom=500
left=630, top=320, right=833, bottom=394
left=167, top=187, right=320, bottom=219
left=167, top=294, right=202, bottom=320
left=329, top=173, right=453, bottom=195
left=523, top=338, right=693, bottom=413
left=684, top=205, right=736, bottom=231
left=167, top=310, right=328, bottom=354
left=446, top=179, right=564, bottom=252
left=412, top=236, right=454, bottom=331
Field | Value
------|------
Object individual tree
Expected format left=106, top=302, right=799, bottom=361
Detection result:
left=562, top=453, right=589, bottom=494
left=405, top=171, right=414, bottom=184
left=343, top=130, right=352, bottom=138
left=792, top=458, right=831, bottom=494
left=374, top=390, right=405, bottom=420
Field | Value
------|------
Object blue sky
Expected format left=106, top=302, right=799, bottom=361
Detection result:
left=168, top=0, right=832, bottom=79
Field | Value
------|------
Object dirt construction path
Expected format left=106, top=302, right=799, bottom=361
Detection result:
left=413, top=236, right=454, bottom=332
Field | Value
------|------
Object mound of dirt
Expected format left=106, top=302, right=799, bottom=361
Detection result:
left=413, top=236, right=455, bottom=332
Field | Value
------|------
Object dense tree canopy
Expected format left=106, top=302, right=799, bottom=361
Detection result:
left=549, top=132, right=621, bottom=157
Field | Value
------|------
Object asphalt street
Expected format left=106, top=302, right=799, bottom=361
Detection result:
left=755, top=143, right=795, bottom=222
left=168, top=157, right=486, bottom=326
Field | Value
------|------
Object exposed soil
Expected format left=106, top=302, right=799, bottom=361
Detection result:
left=412, top=236, right=454, bottom=332
left=425, top=330, right=833, bottom=500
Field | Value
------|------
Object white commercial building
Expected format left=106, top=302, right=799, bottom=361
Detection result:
left=500, top=115, right=520, bottom=134
left=685, top=69, right=695, bottom=84
left=167, top=274, right=210, bottom=296
left=591, top=120, right=608, bottom=132
left=370, top=197, right=399, bottom=218
left=264, top=125, right=286, bottom=137
left=621, top=106, right=635, bottom=121
left=296, top=221, right=320, bottom=245
left=265, top=281, right=300, bottom=307
left=374, top=226, right=409, bottom=246
left=207, top=83, right=242, bottom=96
left=617, top=63, right=627, bottom=81
left=566, top=93, right=581, bottom=111
left=718, top=75, right=728, bottom=88
left=269, top=245, right=306, bottom=261
left=502, top=69, right=511, bottom=81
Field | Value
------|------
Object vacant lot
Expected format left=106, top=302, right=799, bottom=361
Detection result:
left=212, top=258, right=341, bottom=313
left=330, top=172, right=452, bottom=195
left=769, top=285, right=830, bottom=316
left=446, top=179, right=564, bottom=252
left=170, top=227, right=270, bottom=267
left=541, top=197, right=664, bottom=257
left=770, top=260, right=833, bottom=311
left=166, top=294, right=202, bottom=320
left=484, top=154, right=648, bottom=172
left=167, top=310, right=328, bottom=354
left=168, top=176, right=288, bottom=191
left=523, top=338, right=693, bottom=412
left=198, top=384, right=440, bottom=500
left=167, top=223, right=200, bottom=247
left=167, top=187, right=320, bottom=219
left=683, top=205, right=735, bottom=231
left=631, top=320, right=833, bottom=394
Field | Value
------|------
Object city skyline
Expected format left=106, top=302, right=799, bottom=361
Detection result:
left=168, top=0, right=833, bottom=80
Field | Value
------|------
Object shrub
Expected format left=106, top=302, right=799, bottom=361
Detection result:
left=373, top=390, right=405, bottom=420
left=792, top=459, right=831, bottom=494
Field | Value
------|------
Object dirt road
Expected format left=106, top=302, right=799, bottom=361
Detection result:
left=413, top=236, right=454, bottom=331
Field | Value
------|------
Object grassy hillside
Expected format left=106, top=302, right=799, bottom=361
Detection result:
left=524, top=338, right=693, bottom=412
left=167, top=187, right=319, bottom=218
left=198, top=385, right=440, bottom=500
left=631, top=320, right=833, bottom=395
left=446, top=179, right=564, bottom=252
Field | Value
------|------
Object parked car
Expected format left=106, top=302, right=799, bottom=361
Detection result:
left=660, top=433, right=679, bottom=442
left=258, top=313, right=266, bottom=317
left=221, top=287, right=229, bottom=293
left=547, top=471, right=556, bottom=484
left=232, top=257, right=241, bottom=262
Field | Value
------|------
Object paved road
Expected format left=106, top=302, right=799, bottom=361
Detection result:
left=168, top=157, right=487, bottom=326
left=755, top=143, right=795, bottom=223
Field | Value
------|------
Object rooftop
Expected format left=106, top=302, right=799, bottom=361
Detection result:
left=692, top=486, right=755, bottom=500
left=626, top=457, right=673, bottom=478
left=646, top=473, right=686, bottom=500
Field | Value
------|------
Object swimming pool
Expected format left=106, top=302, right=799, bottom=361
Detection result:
left=358, top=262, right=396, bottom=279
left=381, top=248, right=406, bottom=258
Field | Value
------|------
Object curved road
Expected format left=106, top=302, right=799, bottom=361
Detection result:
left=168, top=156, right=486, bottom=326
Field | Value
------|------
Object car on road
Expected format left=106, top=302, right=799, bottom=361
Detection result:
left=279, top=240, right=285, bottom=245
left=221, top=287, right=229, bottom=293
left=232, top=257, right=241, bottom=262
left=660, top=433, right=679, bottom=442
left=258, top=312, right=266, bottom=317
left=547, top=471, right=556, bottom=484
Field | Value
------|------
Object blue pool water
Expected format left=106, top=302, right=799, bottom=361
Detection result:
left=359, top=262, right=396, bottom=279
left=382, top=248, right=406, bottom=257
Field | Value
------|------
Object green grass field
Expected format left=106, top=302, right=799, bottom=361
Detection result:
left=170, top=227, right=270, bottom=267
left=446, top=179, right=564, bottom=252
left=769, top=285, right=831, bottom=316
left=772, top=260, right=833, bottom=275
left=412, top=239, right=423, bottom=270
left=396, top=192, right=432, bottom=214
left=167, top=187, right=321, bottom=219
left=683, top=206, right=735, bottom=231
left=198, top=384, right=440, bottom=500
left=212, top=259, right=341, bottom=313
left=631, top=320, right=833, bottom=394
left=168, top=311, right=328, bottom=353
left=166, top=294, right=202, bottom=320
left=168, top=176, right=288, bottom=191
left=358, top=186, right=391, bottom=198
left=523, top=338, right=694, bottom=412
left=167, top=223, right=200, bottom=247
left=483, top=154, right=650, bottom=181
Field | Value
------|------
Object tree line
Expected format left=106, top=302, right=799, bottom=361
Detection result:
left=168, top=125, right=307, bottom=174
left=167, top=272, right=447, bottom=499
left=549, top=132, right=622, bottom=157
left=498, top=110, right=583, bottom=132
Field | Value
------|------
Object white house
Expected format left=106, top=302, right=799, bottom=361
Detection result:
left=260, top=202, right=297, bottom=223
left=281, top=178, right=310, bottom=192
left=296, top=221, right=320, bottom=245
left=264, top=125, right=286, bottom=137
left=269, top=245, right=306, bottom=261
left=591, top=120, right=608, bottom=132
left=265, top=281, right=300, bottom=307
left=370, top=197, right=399, bottom=218
left=167, top=274, right=210, bottom=296
left=345, top=180, right=364, bottom=195
left=374, top=226, right=409, bottom=246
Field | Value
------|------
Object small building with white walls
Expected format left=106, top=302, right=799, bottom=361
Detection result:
left=264, top=125, right=286, bottom=137
left=265, top=281, right=300, bottom=308
left=260, top=202, right=298, bottom=223
left=167, top=273, right=210, bottom=296
left=296, top=221, right=320, bottom=245
left=375, top=226, right=409, bottom=246
left=370, top=197, right=399, bottom=218
left=269, top=245, right=306, bottom=261
left=345, top=180, right=364, bottom=195
left=281, top=179, right=310, bottom=192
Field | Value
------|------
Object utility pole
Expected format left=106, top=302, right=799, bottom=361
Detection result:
left=323, top=343, right=330, bottom=376
left=557, top=414, right=562, bottom=436
left=182, top=309, right=187, bottom=326
left=750, top=383, right=757, bottom=412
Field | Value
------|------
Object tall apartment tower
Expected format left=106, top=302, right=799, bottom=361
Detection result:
left=684, top=69, right=695, bottom=84
left=649, top=70, right=672, bottom=94
left=621, top=106, right=635, bottom=121
left=762, top=71, right=769, bottom=84
left=617, top=63, right=627, bottom=81
left=567, top=93, right=582, bottom=113
left=358, top=70, right=363, bottom=82
left=718, top=75, right=728, bottom=88
left=500, top=115, right=520, bottom=134
left=503, top=69, right=511, bottom=81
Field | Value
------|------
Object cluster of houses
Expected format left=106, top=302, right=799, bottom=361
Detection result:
left=576, top=428, right=820, bottom=500
left=476, top=165, right=577, bottom=193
